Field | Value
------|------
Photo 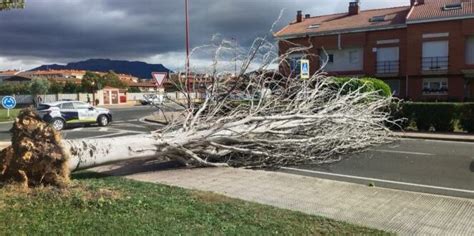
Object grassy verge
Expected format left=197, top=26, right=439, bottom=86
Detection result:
left=0, top=172, right=391, bottom=235
left=0, top=108, right=21, bottom=122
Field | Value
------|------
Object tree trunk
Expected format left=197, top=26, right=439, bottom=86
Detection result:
left=64, top=135, right=162, bottom=171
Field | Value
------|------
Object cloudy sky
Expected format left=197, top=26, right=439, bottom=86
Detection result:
left=0, top=0, right=408, bottom=71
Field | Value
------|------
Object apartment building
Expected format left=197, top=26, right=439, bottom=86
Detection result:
left=275, top=0, right=474, bottom=101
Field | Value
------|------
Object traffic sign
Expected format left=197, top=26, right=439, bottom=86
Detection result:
left=152, top=72, right=168, bottom=87
left=2, top=96, right=16, bottom=109
left=300, top=59, right=310, bottom=79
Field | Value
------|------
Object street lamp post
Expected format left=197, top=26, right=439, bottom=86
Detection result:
left=185, top=0, right=191, bottom=93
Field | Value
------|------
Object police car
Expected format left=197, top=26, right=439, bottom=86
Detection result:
left=36, top=101, right=112, bottom=131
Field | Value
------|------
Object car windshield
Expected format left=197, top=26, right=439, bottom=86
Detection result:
left=36, top=104, right=51, bottom=110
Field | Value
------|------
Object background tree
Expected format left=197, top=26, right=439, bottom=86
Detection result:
left=30, top=79, right=50, bottom=106
left=82, top=71, right=103, bottom=105
left=0, top=0, right=25, bottom=10
left=63, top=81, right=81, bottom=93
left=49, top=81, right=64, bottom=94
left=101, top=71, right=129, bottom=89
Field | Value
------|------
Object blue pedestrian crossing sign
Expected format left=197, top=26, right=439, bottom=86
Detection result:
left=300, top=59, right=310, bottom=79
left=2, top=96, right=16, bottom=109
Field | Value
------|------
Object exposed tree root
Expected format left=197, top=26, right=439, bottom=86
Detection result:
left=0, top=109, right=70, bottom=188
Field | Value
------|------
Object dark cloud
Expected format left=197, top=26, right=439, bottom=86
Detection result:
left=0, top=0, right=408, bottom=69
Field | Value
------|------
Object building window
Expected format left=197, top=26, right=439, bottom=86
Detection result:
left=376, top=47, right=399, bottom=74
left=467, top=36, right=474, bottom=65
left=289, top=57, right=301, bottom=75
left=443, top=3, right=462, bottom=11
left=422, top=78, right=448, bottom=95
left=328, top=54, right=334, bottom=63
left=422, top=41, right=449, bottom=71
left=384, top=80, right=400, bottom=96
left=349, top=50, right=360, bottom=64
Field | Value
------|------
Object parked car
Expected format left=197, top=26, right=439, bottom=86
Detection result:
left=36, top=101, right=112, bottom=131
left=139, top=94, right=164, bottom=106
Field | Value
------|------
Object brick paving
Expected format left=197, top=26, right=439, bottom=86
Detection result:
left=92, top=163, right=474, bottom=235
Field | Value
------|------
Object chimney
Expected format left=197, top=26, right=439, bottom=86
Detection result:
left=296, top=10, right=303, bottom=23
left=411, top=0, right=424, bottom=6
left=348, top=1, right=360, bottom=16
left=305, top=14, right=311, bottom=19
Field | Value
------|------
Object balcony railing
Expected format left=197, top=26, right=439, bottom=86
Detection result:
left=376, top=60, right=399, bottom=74
left=422, top=56, right=449, bottom=71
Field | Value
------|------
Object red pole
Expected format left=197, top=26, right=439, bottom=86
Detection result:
left=185, top=0, right=191, bottom=92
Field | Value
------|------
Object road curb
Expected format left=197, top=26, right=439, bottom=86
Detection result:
left=141, top=117, right=167, bottom=125
left=396, top=132, right=474, bottom=143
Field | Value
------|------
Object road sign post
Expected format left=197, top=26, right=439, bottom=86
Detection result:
left=2, top=96, right=17, bottom=118
left=300, top=59, right=310, bottom=79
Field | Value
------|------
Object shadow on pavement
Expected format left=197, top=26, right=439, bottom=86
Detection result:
left=90, top=159, right=185, bottom=177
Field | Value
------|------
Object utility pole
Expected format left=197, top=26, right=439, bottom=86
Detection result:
left=185, top=0, right=191, bottom=93
left=232, top=37, right=237, bottom=77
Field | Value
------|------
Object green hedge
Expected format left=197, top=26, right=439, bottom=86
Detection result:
left=330, top=77, right=392, bottom=97
left=458, top=104, right=474, bottom=133
left=396, top=102, right=474, bottom=133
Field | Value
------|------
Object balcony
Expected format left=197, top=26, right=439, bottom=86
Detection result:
left=421, top=56, right=449, bottom=75
left=376, top=60, right=399, bottom=76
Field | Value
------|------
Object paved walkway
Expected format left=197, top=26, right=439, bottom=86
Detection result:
left=92, top=162, right=474, bottom=235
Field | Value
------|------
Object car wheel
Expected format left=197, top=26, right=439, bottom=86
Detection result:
left=51, top=118, right=65, bottom=131
left=98, top=115, right=109, bottom=127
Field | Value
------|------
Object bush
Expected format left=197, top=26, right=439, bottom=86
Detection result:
left=0, top=83, right=31, bottom=95
left=401, top=103, right=459, bottom=132
left=459, top=104, right=474, bottom=133
left=330, top=77, right=392, bottom=97
left=395, top=102, right=474, bottom=132
left=128, top=87, right=141, bottom=93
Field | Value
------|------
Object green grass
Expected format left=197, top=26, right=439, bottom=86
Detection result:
left=0, top=108, right=21, bottom=122
left=0, top=172, right=391, bottom=235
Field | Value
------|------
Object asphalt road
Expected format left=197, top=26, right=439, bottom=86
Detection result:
left=0, top=106, right=162, bottom=141
left=282, top=139, right=474, bottom=199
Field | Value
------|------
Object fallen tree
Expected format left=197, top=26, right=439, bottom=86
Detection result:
left=0, top=34, right=398, bottom=188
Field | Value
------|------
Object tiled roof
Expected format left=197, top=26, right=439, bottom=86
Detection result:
left=408, top=0, right=474, bottom=22
left=275, top=6, right=410, bottom=38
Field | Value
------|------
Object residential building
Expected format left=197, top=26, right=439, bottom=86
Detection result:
left=275, top=0, right=474, bottom=101
left=0, top=70, right=20, bottom=82
left=20, top=70, right=87, bottom=80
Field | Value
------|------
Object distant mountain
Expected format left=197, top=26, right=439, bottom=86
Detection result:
left=31, top=59, right=171, bottom=79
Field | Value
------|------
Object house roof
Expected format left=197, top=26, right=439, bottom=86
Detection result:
left=408, top=0, right=474, bottom=23
left=275, top=6, right=411, bottom=38
left=275, top=0, right=474, bottom=39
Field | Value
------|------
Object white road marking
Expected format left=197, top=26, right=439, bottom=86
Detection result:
left=99, top=128, right=108, bottom=132
left=281, top=167, right=474, bottom=195
left=72, top=127, right=83, bottom=131
left=372, top=149, right=434, bottom=156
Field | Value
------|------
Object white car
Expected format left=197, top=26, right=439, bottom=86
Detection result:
left=139, top=94, right=164, bottom=106
left=36, top=101, right=112, bottom=131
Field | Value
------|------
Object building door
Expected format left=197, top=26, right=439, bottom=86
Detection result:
left=111, top=91, right=119, bottom=104
left=377, top=47, right=399, bottom=74
left=104, top=91, right=110, bottom=105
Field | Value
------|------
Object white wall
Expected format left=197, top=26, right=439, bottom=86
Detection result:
left=320, top=48, right=364, bottom=72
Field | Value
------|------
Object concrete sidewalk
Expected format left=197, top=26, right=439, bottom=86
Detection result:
left=92, top=162, right=474, bottom=235
left=396, top=131, right=474, bottom=142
